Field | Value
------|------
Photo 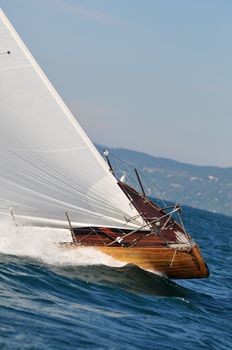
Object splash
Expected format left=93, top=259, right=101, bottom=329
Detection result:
left=0, top=218, right=125, bottom=267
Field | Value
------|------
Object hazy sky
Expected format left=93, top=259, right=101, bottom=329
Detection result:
left=0, top=0, right=231, bottom=167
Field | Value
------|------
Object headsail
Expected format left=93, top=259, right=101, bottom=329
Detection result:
left=0, top=9, right=144, bottom=229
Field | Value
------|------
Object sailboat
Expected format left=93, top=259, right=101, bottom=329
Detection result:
left=0, top=9, right=209, bottom=279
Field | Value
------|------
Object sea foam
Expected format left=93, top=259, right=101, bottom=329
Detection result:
left=0, top=217, right=124, bottom=267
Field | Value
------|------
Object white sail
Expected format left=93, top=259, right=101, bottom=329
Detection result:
left=0, top=9, right=144, bottom=229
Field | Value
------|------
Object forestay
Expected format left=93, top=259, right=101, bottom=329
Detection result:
left=0, top=9, right=144, bottom=229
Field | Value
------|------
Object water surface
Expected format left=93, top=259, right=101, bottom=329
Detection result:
left=0, top=206, right=231, bottom=349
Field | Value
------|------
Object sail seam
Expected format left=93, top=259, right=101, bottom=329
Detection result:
left=0, top=64, right=31, bottom=72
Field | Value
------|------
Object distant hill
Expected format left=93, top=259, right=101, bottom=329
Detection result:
left=96, top=145, right=232, bottom=217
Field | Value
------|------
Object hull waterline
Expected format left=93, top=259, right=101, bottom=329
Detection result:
left=99, top=244, right=209, bottom=279
left=60, top=243, right=209, bottom=279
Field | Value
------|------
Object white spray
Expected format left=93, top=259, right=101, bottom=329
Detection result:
left=0, top=217, right=124, bottom=267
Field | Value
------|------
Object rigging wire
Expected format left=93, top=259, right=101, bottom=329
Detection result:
left=102, top=149, right=168, bottom=208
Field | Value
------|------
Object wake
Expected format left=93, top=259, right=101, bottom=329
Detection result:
left=0, top=218, right=124, bottom=268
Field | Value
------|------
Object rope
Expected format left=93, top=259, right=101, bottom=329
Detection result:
left=107, top=206, right=181, bottom=246
left=103, top=150, right=168, bottom=207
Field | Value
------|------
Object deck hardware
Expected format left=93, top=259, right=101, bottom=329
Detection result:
left=9, top=207, right=17, bottom=226
left=134, top=168, right=146, bottom=197
left=65, top=211, right=78, bottom=244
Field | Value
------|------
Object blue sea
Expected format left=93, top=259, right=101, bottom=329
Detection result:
left=0, top=205, right=231, bottom=350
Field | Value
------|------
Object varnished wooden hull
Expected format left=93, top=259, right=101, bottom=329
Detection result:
left=61, top=243, right=209, bottom=279
left=99, top=244, right=209, bottom=279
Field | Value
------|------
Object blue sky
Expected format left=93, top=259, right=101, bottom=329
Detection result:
left=0, top=0, right=231, bottom=167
